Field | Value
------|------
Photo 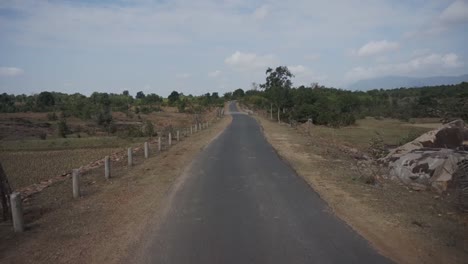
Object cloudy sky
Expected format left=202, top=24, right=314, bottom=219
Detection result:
left=0, top=0, right=467, bottom=96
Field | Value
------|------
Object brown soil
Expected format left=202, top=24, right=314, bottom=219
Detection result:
left=256, top=115, right=468, bottom=264
left=0, top=115, right=232, bottom=264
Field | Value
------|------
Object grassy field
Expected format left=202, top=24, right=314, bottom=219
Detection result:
left=308, top=117, right=439, bottom=150
left=0, top=136, right=147, bottom=151
left=0, top=107, right=218, bottom=191
left=0, top=148, right=123, bottom=189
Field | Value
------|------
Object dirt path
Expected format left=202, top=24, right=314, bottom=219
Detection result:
left=256, top=116, right=468, bottom=264
left=0, top=115, right=232, bottom=264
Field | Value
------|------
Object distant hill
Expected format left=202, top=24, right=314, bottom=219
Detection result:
left=348, top=74, right=468, bottom=90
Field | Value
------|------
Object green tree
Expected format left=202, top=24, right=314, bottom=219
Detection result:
left=136, top=91, right=145, bottom=99
left=233, top=88, right=245, bottom=99
left=37, top=91, right=55, bottom=110
left=168, top=91, right=180, bottom=106
left=262, top=66, right=294, bottom=123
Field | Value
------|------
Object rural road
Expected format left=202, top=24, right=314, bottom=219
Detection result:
left=143, top=102, right=391, bottom=263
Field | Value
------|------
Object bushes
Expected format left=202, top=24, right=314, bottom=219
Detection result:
left=57, top=119, right=70, bottom=138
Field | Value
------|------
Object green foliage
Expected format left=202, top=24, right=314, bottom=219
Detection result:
left=168, top=91, right=180, bottom=106
left=177, top=98, right=187, bottom=113
left=136, top=91, right=145, bottom=99
left=398, top=130, right=421, bottom=146
left=57, top=119, right=70, bottom=138
left=144, top=120, right=155, bottom=137
left=37, top=91, right=55, bottom=110
left=235, top=70, right=468, bottom=127
left=368, top=132, right=388, bottom=159
left=233, top=88, right=245, bottom=99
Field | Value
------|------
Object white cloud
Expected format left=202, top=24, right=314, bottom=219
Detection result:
left=253, top=5, right=269, bottom=20
left=176, top=73, right=191, bottom=79
left=225, top=51, right=278, bottom=71
left=345, top=52, right=463, bottom=81
left=289, top=65, right=307, bottom=75
left=0, top=67, right=24, bottom=77
left=440, top=0, right=468, bottom=24
left=357, top=40, right=400, bottom=57
left=208, top=70, right=221, bottom=77
left=288, top=65, right=328, bottom=85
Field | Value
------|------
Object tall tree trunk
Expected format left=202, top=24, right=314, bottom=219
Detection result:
left=277, top=107, right=280, bottom=123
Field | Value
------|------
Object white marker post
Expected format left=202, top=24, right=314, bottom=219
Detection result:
left=104, top=156, right=111, bottom=179
left=72, top=169, right=80, bottom=199
left=10, top=192, right=24, bottom=232
left=144, top=142, right=149, bottom=158
left=128, top=147, right=133, bottom=166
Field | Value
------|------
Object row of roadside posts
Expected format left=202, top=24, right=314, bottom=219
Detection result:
left=9, top=112, right=224, bottom=232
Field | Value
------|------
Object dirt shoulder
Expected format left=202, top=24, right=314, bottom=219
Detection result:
left=0, top=115, right=232, bottom=264
left=256, top=115, right=468, bottom=264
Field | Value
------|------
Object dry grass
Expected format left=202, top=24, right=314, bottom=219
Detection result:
left=0, top=114, right=232, bottom=264
left=309, top=117, right=436, bottom=150
left=0, top=136, right=145, bottom=151
left=257, top=116, right=468, bottom=264
left=0, top=148, right=121, bottom=189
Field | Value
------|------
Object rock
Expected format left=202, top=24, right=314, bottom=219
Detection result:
left=382, top=119, right=465, bottom=162
left=410, top=182, right=427, bottom=191
left=388, top=148, right=468, bottom=192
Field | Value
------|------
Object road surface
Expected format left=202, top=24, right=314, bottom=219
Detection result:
left=143, top=102, right=391, bottom=263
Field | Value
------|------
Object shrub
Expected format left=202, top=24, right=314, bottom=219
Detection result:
left=368, top=132, right=387, bottom=159
left=144, top=120, right=155, bottom=137
left=47, top=112, right=58, bottom=121
left=57, top=119, right=70, bottom=138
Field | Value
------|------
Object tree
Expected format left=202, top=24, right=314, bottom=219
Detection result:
left=37, top=91, right=55, bottom=110
left=122, top=90, right=130, bottom=97
left=168, top=91, right=180, bottom=106
left=262, top=66, right=294, bottom=123
left=233, top=88, right=245, bottom=99
left=136, top=91, right=146, bottom=99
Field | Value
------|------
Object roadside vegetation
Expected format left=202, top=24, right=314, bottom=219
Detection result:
left=0, top=90, right=224, bottom=190
left=232, top=66, right=468, bottom=127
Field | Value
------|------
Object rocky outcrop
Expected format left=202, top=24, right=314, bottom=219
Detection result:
left=383, top=120, right=465, bottom=163
left=383, top=119, right=468, bottom=193
left=388, top=148, right=468, bottom=192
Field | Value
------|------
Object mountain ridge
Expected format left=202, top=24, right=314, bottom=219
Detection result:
left=347, top=74, right=468, bottom=90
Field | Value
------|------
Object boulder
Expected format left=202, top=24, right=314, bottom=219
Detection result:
left=388, top=148, right=468, bottom=192
left=382, top=119, right=465, bottom=163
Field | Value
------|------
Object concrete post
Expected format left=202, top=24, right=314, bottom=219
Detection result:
left=158, top=137, right=161, bottom=152
left=168, top=133, right=172, bottom=146
left=177, top=130, right=180, bottom=141
left=10, top=192, right=24, bottom=232
left=190, top=126, right=193, bottom=134
left=104, top=156, right=110, bottom=179
left=198, top=123, right=201, bottom=131
left=194, top=124, right=197, bottom=133
left=128, top=147, right=133, bottom=166
left=144, top=142, right=149, bottom=158
left=72, top=169, right=80, bottom=199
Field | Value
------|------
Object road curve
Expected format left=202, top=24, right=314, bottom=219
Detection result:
left=143, top=102, right=391, bottom=264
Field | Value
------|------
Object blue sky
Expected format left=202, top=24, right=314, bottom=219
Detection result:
left=0, top=0, right=467, bottom=96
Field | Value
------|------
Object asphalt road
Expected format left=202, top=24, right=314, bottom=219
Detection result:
left=144, top=102, right=391, bottom=264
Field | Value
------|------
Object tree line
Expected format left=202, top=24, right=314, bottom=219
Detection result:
left=234, top=66, right=468, bottom=127
left=0, top=90, right=224, bottom=137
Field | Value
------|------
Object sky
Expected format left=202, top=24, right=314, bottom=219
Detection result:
left=0, top=0, right=467, bottom=96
